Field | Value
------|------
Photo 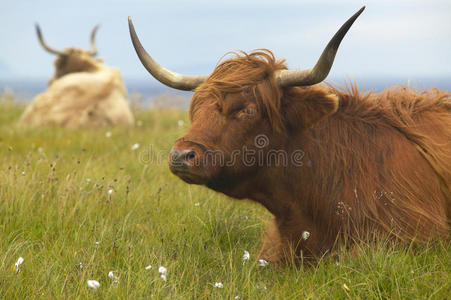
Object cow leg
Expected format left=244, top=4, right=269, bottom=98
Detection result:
left=258, top=219, right=283, bottom=263
left=258, top=216, right=328, bottom=265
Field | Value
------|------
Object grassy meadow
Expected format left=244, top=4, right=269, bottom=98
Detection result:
left=0, top=93, right=450, bottom=299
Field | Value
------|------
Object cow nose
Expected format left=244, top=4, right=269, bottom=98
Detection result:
left=169, top=148, right=197, bottom=170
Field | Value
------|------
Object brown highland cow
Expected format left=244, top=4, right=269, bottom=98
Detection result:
left=129, top=7, right=451, bottom=263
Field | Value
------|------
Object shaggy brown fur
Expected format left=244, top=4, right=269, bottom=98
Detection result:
left=170, top=49, right=451, bottom=264
left=192, top=50, right=287, bottom=132
left=51, top=48, right=100, bottom=84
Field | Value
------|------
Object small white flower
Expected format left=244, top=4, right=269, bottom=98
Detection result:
left=87, top=280, right=100, bottom=290
left=131, top=143, right=140, bottom=151
left=14, top=257, right=24, bottom=273
left=302, top=231, right=310, bottom=240
left=194, top=202, right=200, bottom=207
left=145, top=265, right=152, bottom=270
left=79, top=262, right=83, bottom=269
left=214, top=282, right=223, bottom=288
left=136, top=120, right=143, bottom=127
left=108, top=189, right=113, bottom=195
left=242, top=250, right=250, bottom=265
left=177, top=120, right=184, bottom=127
left=108, top=271, right=119, bottom=284
left=22, top=171, right=25, bottom=176
left=235, top=296, right=241, bottom=300
left=258, top=259, right=269, bottom=267
left=158, top=266, right=167, bottom=281
left=158, top=266, right=167, bottom=275
left=86, top=178, right=91, bottom=183
left=95, top=241, right=100, bottom=245
left=105, top=131, right=112, bottom=138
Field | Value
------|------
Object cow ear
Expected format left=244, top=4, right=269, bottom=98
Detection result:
left=283, top=86, right=339, bottom=129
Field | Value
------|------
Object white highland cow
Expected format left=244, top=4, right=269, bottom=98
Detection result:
left=19, top=24, right=134, bottom=128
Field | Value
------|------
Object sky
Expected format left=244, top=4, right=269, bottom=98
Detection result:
left=1, top=0, right=450, bottom=87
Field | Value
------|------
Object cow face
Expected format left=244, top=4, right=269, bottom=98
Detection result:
left=170, top=86, right=276, bottom=186
left=52, top=49, right=100, bottom=81
left=168, top=75, right=339, bottom=193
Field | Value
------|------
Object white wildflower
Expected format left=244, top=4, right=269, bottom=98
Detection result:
left=194, top=202, right=200, bottom=207
left=108, top=189, right=113, bottom=195
left=108, top=271, right=119, bottom=284
left=22, top=171, right=25, bottom=176
left=86, top=178, right=91, bottom=183
left=105, top=131, right=112, bottom=138
left=87, top=280, right=100, bottom=290
left=13, top=257, right=24, bottom=274
left=242, top=250, right=250, bottom=265
left=95, top=241, right=100, bottom=245
left=177, top=120, right=184, bottom=127
left=235, top=296, right=241, bottom=300
left=131, top=143, right=140, bottom=151
left=214, top=282, right=223, bottom=288
left=145, top=265, right=152, bottom=270
left=158, top=266, right=167, bottom=281
left=302, top=231, right=310, bottom=240
left=79, top=262, right=84, bottom=269
left=258, top=259, right=269, bottom=267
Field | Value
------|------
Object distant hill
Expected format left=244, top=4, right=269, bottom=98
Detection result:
left=1, top=76, right=450, bottom=103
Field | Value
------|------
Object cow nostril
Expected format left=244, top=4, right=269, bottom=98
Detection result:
left=185, top=150, right=196, bottom=160
left=170, top=149, right=197, bottom=165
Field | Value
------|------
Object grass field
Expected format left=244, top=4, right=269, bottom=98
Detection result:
left=0, top=93, right=450, bottom=299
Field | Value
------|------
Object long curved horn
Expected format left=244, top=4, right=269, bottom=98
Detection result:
left=128, top=17, right=208, bottom=91
left=35, top=23, right=67, bottom=56
left=275, top=6, right=365, bottom=87
left=88, top=24, right=100, bottom=56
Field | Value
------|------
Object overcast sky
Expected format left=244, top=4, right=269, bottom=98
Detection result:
left=1, top=0, right=450, bottom=84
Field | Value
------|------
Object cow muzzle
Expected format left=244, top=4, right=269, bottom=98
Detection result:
left=169, top=140, right=210, bottom=184
left=169, top=148, right=196, bottom=171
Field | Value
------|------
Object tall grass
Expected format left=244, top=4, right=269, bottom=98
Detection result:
left=0, top=96, right=449, bottom=299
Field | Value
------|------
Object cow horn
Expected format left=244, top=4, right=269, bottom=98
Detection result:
left=88, top=24, right=100, bottom=56
left=35, top=23, right=67, bottom=56
left=275, top=6, right=365, bottom=87
left=128, top=17, right=208, bottom=91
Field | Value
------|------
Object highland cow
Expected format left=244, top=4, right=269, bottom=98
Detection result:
left=19, top=24, right=134, bottom=128
left=129, top=7, right=451, bottom=263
